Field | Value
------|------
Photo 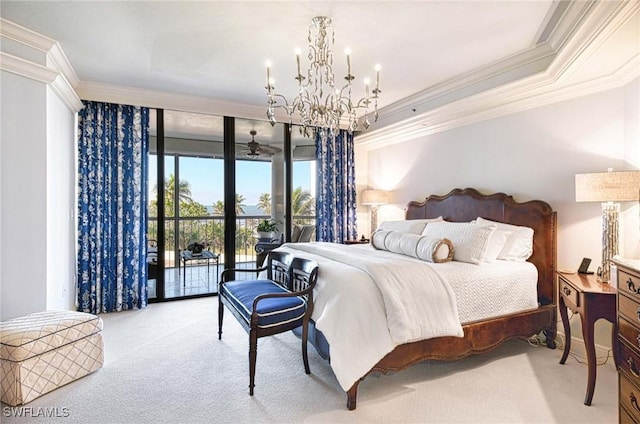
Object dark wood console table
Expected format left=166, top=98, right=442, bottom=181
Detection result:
left=557, top=271, right=617, bottom=406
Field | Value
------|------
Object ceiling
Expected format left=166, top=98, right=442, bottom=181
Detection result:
left=1, top=1, right=638, bottom=146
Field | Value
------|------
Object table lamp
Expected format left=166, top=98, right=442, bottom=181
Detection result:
left=575, top=170, right=640, bottom=281
left=361, top=189, right=388, bottom=233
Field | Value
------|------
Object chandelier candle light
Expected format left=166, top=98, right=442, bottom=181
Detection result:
left=265, top=16, right=381, bottom=137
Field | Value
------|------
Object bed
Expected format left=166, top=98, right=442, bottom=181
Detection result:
left=279, top=188, right=557, bottom=410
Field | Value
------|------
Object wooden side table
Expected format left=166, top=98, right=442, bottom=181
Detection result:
left=557, top=271, right=617, bottom=406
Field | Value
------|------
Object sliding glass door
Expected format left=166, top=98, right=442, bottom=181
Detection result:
left=148, top=110, right=225, bottom=300
left=234, top=119, right=285, bottom=270
left=147, top=111, right=317, bottom=302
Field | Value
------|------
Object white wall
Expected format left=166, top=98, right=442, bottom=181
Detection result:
left=1, top=71, right=49, bottom=320
left=360, top=78, right=640, bottom=348
left=0, top=68, right=77, bottom=320
left=45, top=87, right=77, bottom=312
left=623, top=78, right=640, bottom=259
left=365, top=79, right=639, bottom=267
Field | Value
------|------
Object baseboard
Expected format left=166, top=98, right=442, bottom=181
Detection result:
left=555, top=331, right=614, bottom=366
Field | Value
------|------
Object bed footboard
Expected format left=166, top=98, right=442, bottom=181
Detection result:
left=344, top=303, right=556, bottom=409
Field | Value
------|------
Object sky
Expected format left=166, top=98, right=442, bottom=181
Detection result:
left=148, top=155, right=313, bottom=206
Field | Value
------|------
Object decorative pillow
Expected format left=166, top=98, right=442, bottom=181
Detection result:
left=383, top=230, right=413, bottom=255
left=422, top=221, right=497, bottom=265
left=476, top=217, right=534, bottom=261
left=378, top=217, right=443, bottom=235
left=371, top=230, right=453, bottom=263
left=297, top=225, right=316, bottom=243
left=291, top=224, right=302, bottom=243
left=416, top=236, right=454, bottom=263
left=483, top=229, right=513, bottom=262
left=371, top=229, right=391, bottom=249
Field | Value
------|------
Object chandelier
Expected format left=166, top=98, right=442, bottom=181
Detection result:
left=265, top=16, right=381, bottom=137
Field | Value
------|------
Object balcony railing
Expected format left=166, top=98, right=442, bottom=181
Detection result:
left=148, top=215, right=316, bottom=268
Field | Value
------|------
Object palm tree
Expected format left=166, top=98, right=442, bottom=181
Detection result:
left=292, top=186, right=314, bottom=216
left=257, top=193, right=271, bottom=215
left=163, top=174, right=193, bottom=204
left=212, top=200, right=224, bottom=216
left=235, top=193, right=246, bottom=216
left=151, top=173, right=193, bottom=217
left=211, top=193, right=246, bottom=216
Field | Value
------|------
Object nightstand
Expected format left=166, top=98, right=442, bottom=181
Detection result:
left=557, top=271, right=617, bottom=406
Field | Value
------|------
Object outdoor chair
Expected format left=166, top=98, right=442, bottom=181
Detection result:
left=255, top=224, right=316, bottom=267
left=218, top=251, right=319, bottom=395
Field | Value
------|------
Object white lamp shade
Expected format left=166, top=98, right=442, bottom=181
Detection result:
left=361, top=189, right=388, bottom=205
left=575, top=171, right=640, bottom=202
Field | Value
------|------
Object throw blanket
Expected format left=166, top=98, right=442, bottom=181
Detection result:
left=278, top=242, right=464, bottom=390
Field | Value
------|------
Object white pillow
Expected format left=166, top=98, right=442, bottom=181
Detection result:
left=423, top=221, right=497, bottom=265
left=371, top=230, right=453, bottom=263
left=415, top=236, right=454, bottom=263
left=384, top=230, right=412, bottom=255
left=484, top=229, right=513, bottom=262
left=476, top=217, right=534, bottom=261
left=378, top=217, right=443, bottom=235
left=371, top=229, right=391, bottom=249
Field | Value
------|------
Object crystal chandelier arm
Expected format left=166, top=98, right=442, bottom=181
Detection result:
left=269, top=93, right=294, bottom=110
left=264, top=16, right=381, bottom=135
left=355, top=96, right=372, bottom=109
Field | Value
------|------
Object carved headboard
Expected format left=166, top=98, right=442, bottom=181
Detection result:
left=405, top=188, right=557, bottom=306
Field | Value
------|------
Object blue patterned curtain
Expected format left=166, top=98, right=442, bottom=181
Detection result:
left=77, top=101, right=149, bottom=314
left=315, top=129, right=357, bottom=242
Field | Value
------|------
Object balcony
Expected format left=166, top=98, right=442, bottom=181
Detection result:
left=147, top=215, right=315, bottom=298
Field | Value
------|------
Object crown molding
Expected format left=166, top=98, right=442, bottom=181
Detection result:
left=0, top=51, right=57, bottom=83
left=0, top=18, right=55, bottom=52
left=543, top=0, right=595, bottom=52
left=547, top=0, right=639, bottom=82
left=0, top=18, right=82, bottom=112
left=356, top=0, right=639, bottom=149
left=356, top=54, right=639, bottom=150
left=47, top=42, right=80, bottom=88
left=76, top=81, right=267, bottom=119
left=368, top=42, right=557, bottom=133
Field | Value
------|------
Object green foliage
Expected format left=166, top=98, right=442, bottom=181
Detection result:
left=257, top=219, right=278, bottom=232
left=258, top=193, right=271, bottom=214
left=148, top=176, right=315, bottom=259
left=179, top=202, right=208, bottom=217
left=292, top=186, right=315, bottom=215
left=211, top=193, right=246, bottom=216
left=255, top=187, right=315, bottom=216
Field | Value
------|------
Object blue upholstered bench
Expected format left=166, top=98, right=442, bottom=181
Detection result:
left=218, top=251, right=318, bottom=395
left=221, top=280, right=307, bottom=329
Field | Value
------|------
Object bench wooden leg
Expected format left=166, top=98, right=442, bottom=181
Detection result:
left=249, top=330, right=257, bottom=396
left=217, top=297, right=224, bottom=340
left=302, top=318, right=311, bottom=374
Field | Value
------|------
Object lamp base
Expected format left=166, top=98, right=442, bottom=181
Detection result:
left=370, top=206, right=379, bottom=234
left=600, top=202, right=619, bottom=282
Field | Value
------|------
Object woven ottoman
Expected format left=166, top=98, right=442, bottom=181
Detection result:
left=0, top=311, right=104, bottom=406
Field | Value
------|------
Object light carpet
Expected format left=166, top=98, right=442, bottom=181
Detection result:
left=2, top=297, right=617, bottom=423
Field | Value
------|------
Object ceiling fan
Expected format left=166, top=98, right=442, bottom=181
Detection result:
left=239, top=130, right=281, bottom=159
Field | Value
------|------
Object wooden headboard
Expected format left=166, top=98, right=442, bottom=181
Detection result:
left=405, top=188, right=557, bottom=306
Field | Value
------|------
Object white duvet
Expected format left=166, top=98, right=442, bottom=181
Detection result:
left=278, top=242, right=465, bottom=390
left=277, top=242, right=540, bottom=392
